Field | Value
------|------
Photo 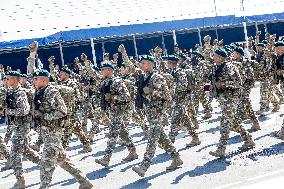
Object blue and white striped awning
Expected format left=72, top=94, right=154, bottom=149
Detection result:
left=0, top=0, right=283, bottom=48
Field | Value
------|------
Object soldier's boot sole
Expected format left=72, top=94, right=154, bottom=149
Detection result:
left=186, top=138, right=201, bottom=148
left=13, top=176, right=25, bottom=189
left=79, top=180, right=93, bottom=189
left=123, top=152, right=138, bottom=162
left=166, top=157, right=183, bottom=170
left=95, top=158, right=109, bottom=167
left=209, top=150, right=225, bottom=159
left=271, top=131, right=284, bottom=140
left=248, top=126, right=261, bottom=133
left=79, top=144, right=92, bottom=154
left=238, top=141, right=255, bottom=151
left=132, top=166, right=146, bottom=177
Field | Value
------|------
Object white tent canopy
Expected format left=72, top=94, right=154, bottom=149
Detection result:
left=0, top=0, right=283, bottom=42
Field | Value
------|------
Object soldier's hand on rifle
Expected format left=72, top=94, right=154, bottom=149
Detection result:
left=214, top=81, right=225, bottom=89
left=276, top=69, right=284, bottom=76
left=105, top=93, right=117, bottom=103
left=143, top=87, right=152, bottom=94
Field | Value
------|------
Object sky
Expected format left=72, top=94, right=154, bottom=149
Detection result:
left=0, top=0, right=283, bottom=42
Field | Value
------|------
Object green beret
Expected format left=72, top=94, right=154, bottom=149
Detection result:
left=32, top=69, right=50, bottom=78
left=60, top=67, right=72, bottom=75
left=230, top=44, right=236, bottom=50
left=167, top=55, right=179, bottom=62
left=234, top=47, right=244, bottom=56
left=140, top=55, right=155, bottom=63
left=191, top=51, right=204, bottom=59
left=178, top=53, right=187, bottom=60
left=215, top=48, right=228, bottom=58
left=6, top=71, right=21, bottom=77
left=224, top=45, right=232, bottom=53
left=275, top=41, right=284, bottom=47
left=101, top=62, right=114, bottom=70
left=262, top=40, right=268, bottom=45
left=20, top=74, right=28, bottom=78
left=92, top=65, right=101, bottom=72
left=256, top=43, right=265, bottom=47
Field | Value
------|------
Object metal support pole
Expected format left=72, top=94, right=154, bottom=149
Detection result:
left=161, top=33, right=166, bottom=49
left=102, top=41, right=105, bottom=56
left=59, top=42, right=64, bottom=66
left=173, top=30, right=177, bottom=45
left=133, top=35, right=138, bottom=60
left=243, top=22, right=248, bottom=45
left=213, top=0, right=218, bottom=17
left=215, top=28, right=219, bottom=41
left=90, top=38, right=96, bottom=66
left=197, top=28, right=202, bottom=46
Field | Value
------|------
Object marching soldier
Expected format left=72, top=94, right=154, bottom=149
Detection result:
left=5, top=71, right=40, bottom=188
left=232, top=47, right=260, bottom=132
left=209, top=49, right=255, bottom=158
left=132, top=56, right=183, bottom=177
left=166, top=55, right=201, bottom=147
left=272, top=41, right=284, bottom=139
left=58, top=67, right=92, bottom=153
left=95, top=62, right=138, bottom=167
left=32, top=69, right=93, bottom=189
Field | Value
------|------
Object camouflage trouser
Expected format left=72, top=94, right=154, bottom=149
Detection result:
left=259, top=80, right=279, bottom=109
left=11, top=133, right=40, bottom=179
left=62, top=115, right=89, bottom=149
left=0, top=136, right=10, bottom=160
left=236, top=87, right=258, bottom=124
left=103, top=107, right=136, bottom=160
left=192, top=85, right=212, bottom=114
left=279, top=80, right=284, bottom=95
left=83, top=99, right=110, bottom=134
left=40, top=128, right=88, bottom=188
left=169, top=99, right=198, bottom=143
left=141, top=105, right=179, bottom=169
left=218, top=92, right=252, bottom=150
left=270, top=83, right=284, bottom=102
left=136, top=109, right=149, bottom=133
left=185, top=95, right=199, bottom=128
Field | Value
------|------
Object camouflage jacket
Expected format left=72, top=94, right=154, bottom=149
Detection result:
left=233, top=58, right=255, bottom=88
left=210, top=61, right=242, bottom=97
left=5, top=86, right=30, bottom=127
left=255, top=51, right=272, bottom=81
left=100, top=76, right=131, bottom=113
left=142, top=71, right=171, bottom=105
left=33, top=85, right=67, bottom=129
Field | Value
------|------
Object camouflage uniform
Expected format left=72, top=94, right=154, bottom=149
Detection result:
left=168, top=67, right=201, bottom=147
left=79, top=65, right=109, bottom=134
left=133, top=71, right=183, bottom=177
left=0, top=136, right=10, bottom=163
left=82, top=66, right=106, bottom=141
left=120, top=73, right=148, bottom=134
left=95, top=76, right=137, bottom=167
left=272, top=52, right=284, bottom=139
left=179, top=65, right=200, bottom=129
left=6, top=86, right=40, bottom=187
left=57, top=79, right=91, bottom=152
left=233, top=59, right=260, bottom=131
left=255, top=51, right=279, bottom=114
left=209, top=61, right=254, bottom=158
left=33, top=84, right=92, bottom=189
left=191, top=59, right=213, bottom=117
